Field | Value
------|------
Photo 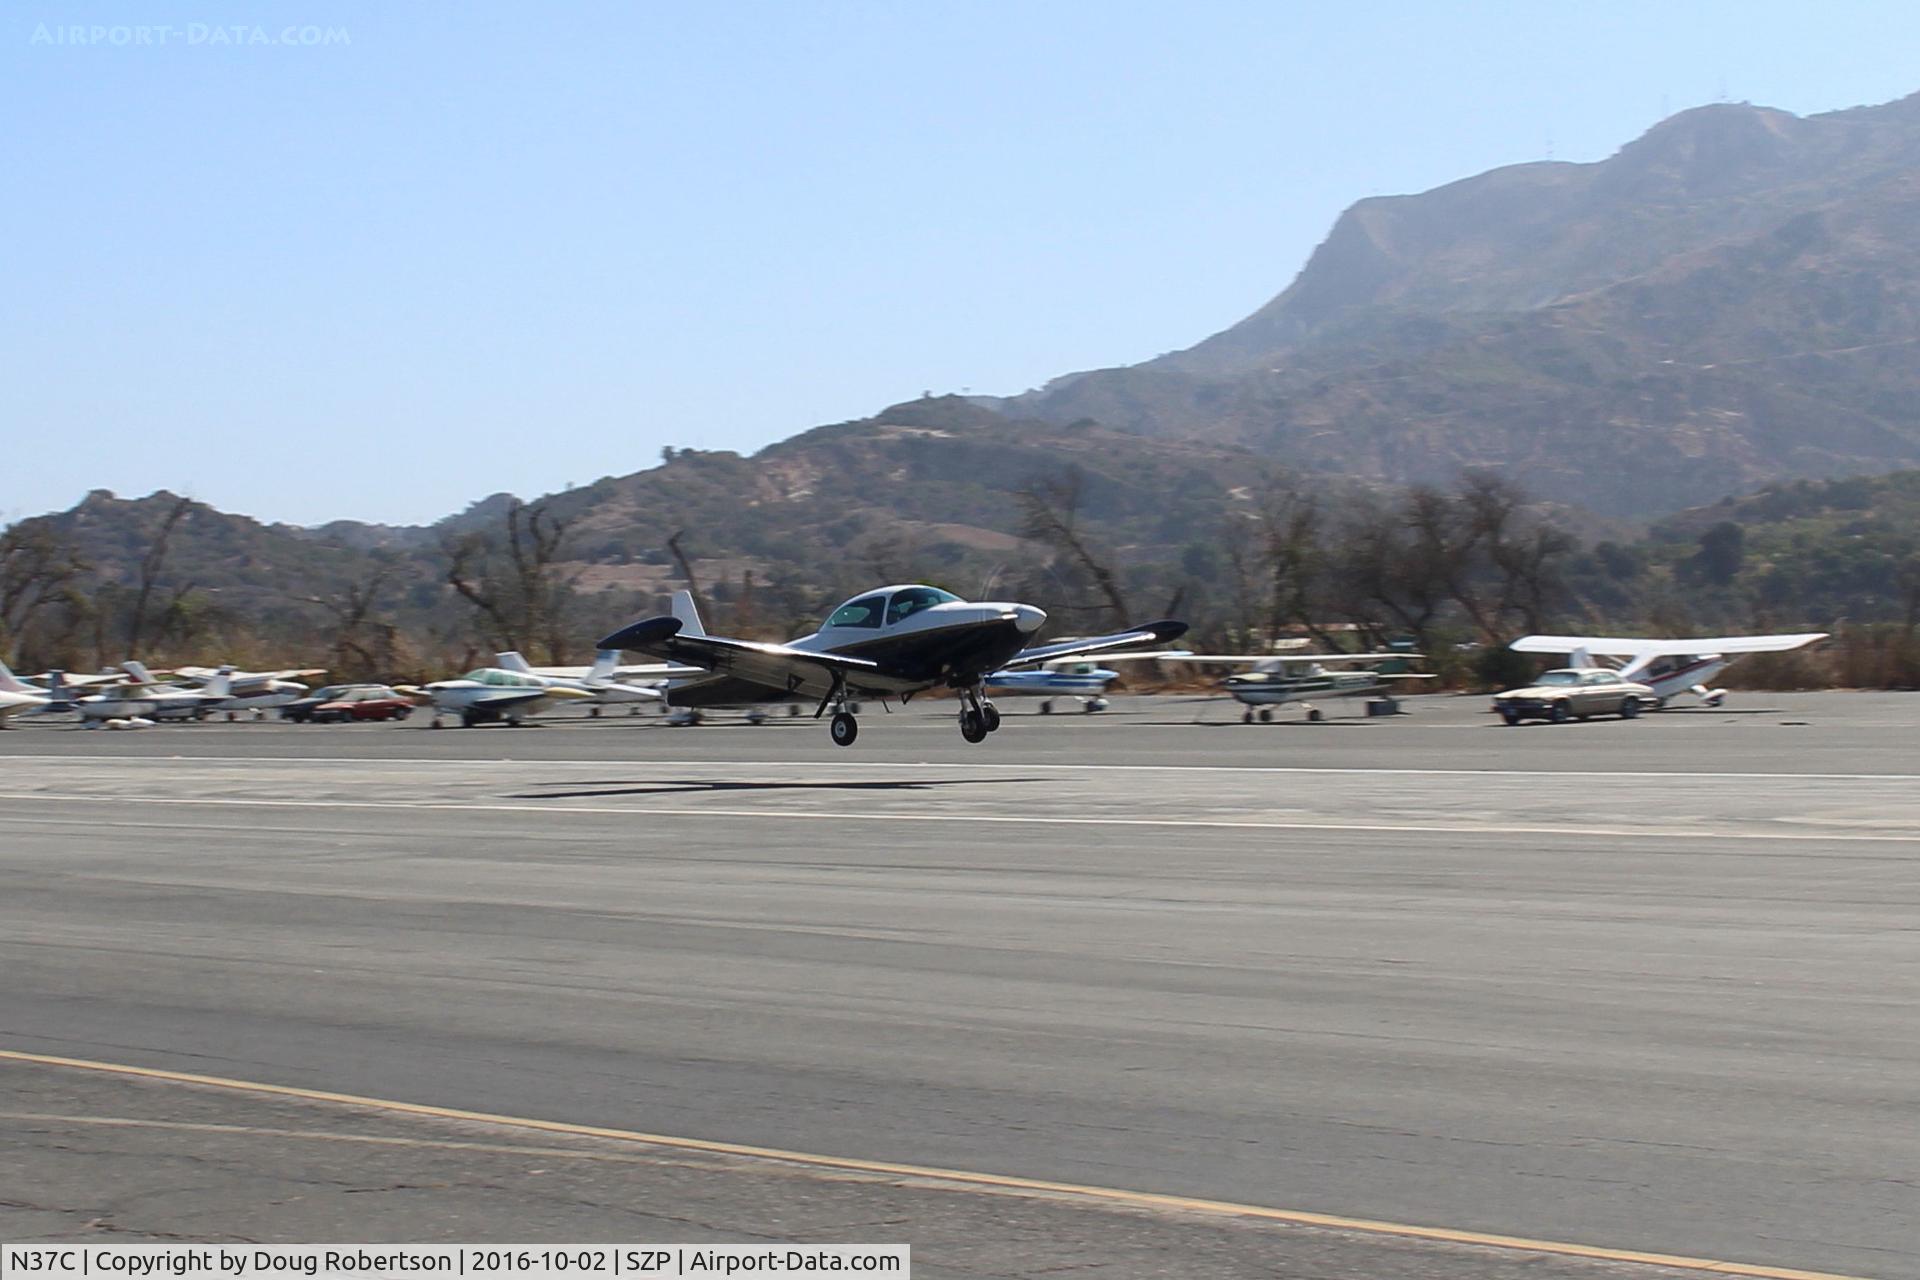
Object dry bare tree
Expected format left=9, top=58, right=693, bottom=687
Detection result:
left=291, top=562, right=402, bottom=679
left=124, top=495, right=194, bottom=658
left=1018, top=470, right=1129, bottom=626
left=0, top=525, right=89, bottom=666
left=443, top=499, right=578, bottom=662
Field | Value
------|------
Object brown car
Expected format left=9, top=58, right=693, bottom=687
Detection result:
left=1491, top=668, right=1655, bottom=725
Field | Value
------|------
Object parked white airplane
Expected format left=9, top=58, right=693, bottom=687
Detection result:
left=1106, top=651, right=1433, bottom=722
left=171, top=664, right=325, bottom=711
left=984, top=659, right=1123, bottom=714
left=1508, top=632, right=1828, bottom=706
left=76, top=662, right=234, bottom=725
left=418, top=665, right=596, bottom=727
left=494, top=651, right=663, bottom=714
left=600, top=586, right=1187, bottom=745
left=0, top=660, right=60, bottom=725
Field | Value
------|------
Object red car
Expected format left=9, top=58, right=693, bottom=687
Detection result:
left=310, top=686, right=414, bottom=723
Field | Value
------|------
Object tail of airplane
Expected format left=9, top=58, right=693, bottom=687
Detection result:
left=0, top=659, right=32, bottom=695
left=202, top=668, right=233, bottom=700
left=43, top=670, right=75, bottom=709
left=122, top=659, right=158, bottom=685
left=588, top=649, right=620, bottom=680
left=671, top=590, right=706, bottom=638
left=496, top=652, right=535, bottom=675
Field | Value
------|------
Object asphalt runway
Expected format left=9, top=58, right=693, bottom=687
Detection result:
left=2, top=692, right=1917, bottom=1277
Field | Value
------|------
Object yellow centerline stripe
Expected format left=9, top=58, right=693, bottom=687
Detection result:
left=0, top=1048, right=1870, bottom=1280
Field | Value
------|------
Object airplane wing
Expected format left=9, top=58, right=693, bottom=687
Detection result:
left=999, top=620, right=1190, bottom=670
left=1511, top=633, right=1827, bottom=658
left=43, top=671, right=133, bottom=689
left=599, top=617, right=887, bottom=696
left=1103, top=651, right=1422, bottom=665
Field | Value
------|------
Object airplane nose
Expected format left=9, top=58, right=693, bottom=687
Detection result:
left=1012, top=604, right=1046, bottom=634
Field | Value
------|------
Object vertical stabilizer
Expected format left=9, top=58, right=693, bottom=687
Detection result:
left=122, top=660, right=158, bottom=686
left=588, top=649, right=619, bottom=680
left=671, top=590, right=705, bottom=637
left=497, top=652, right=535, bottom=675
left=0, top=659, right=31, bottom=694
left=202, top=667, right=233, bottom=700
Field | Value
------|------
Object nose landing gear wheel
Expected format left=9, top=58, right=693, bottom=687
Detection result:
left=960, top=709, right=989, bottom=743
left=830, top=711, right=859, bottom=746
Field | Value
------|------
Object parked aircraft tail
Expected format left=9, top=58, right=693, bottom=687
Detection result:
left=122, top=660, right=158, bottom=686
left=0, top=659, right=32, bottom=694
left=588, top=649, right=620, bottom=680
left=202, top=667, right=233, bottom=700
left=671, top=590, right=706, bottom=638
left=496, top=652, right=535, bottom=675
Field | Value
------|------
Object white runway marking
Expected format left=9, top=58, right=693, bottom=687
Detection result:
left=2, top=790, right=1917, bottom=844
left=2, top=753, right=1918, bottom=782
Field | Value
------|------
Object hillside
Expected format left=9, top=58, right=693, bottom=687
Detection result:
left=1624, top=470, right=1920, bottom=624
left=3, top=401, right=1280, bottom=669
left=997, top=92, right=1920, bottom=515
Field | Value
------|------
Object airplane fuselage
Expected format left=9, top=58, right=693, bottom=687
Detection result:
left=1223, top=668, right=1386, bottom=707
left=666, top=600, right=1044, bottom=709
left=1622, top=655, right=1732, bottom=705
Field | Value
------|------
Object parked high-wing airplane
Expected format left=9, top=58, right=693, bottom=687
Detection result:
left=1106, top=650, right=1432, bottom=722
left=984, top=659, right=1123, bottom=714
left=170, top=664, right=325, bottom=711
left=76, top=662, right=234, bottom=725
left=0, top=660, right=61, bottom=724
left=1508, top=632, right=1828, bottom=706
left=600, top=586, right=1187, bottom=745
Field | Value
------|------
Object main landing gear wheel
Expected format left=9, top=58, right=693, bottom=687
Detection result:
left=982, top=704, right=1002, bottom=733
left=960, top=709, right=989, bottom=743
left=830, top=711, right=859, bottom=746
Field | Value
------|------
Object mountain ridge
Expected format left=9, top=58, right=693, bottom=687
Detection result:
left=993, top=90, right=1920, bottom=513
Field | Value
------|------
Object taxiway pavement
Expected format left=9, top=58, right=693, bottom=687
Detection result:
left=2, top=692, right=1916, bottom=1277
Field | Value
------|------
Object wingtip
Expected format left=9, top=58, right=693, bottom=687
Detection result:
left=1140, top=619, right=1190, bottom=643
left=597, top=615, right=684, bottom=651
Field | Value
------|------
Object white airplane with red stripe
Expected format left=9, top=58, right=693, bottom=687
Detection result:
left=1509, top=633, right=1827, bottom=707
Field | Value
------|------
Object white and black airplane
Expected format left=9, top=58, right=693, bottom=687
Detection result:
left=599, top=585, right=1187, bottom=745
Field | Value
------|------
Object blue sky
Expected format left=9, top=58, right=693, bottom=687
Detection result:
left=5, top=1, right=1917, bottom=526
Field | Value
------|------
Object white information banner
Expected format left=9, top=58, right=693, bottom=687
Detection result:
left=1, top=1247, right=909, bottom=1280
